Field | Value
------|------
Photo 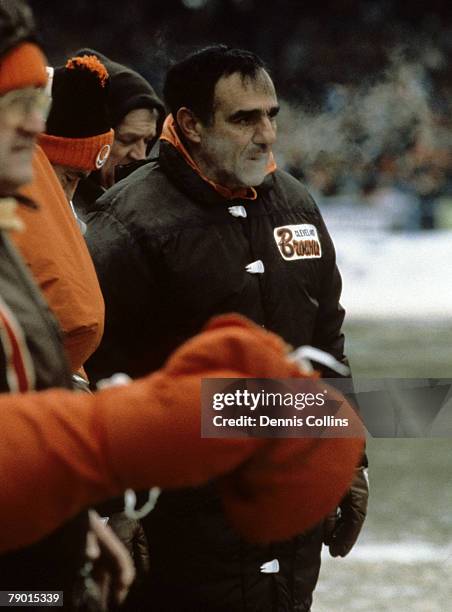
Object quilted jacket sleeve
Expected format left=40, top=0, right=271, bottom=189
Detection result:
left=0, top=314, right=364, bottom=553
left=84, top=206, right=164, bottom=382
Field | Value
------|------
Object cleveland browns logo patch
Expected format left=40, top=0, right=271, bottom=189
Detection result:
left=95, top=144, right=111, bottom=169
left=273, top=224, right=322, bottom=260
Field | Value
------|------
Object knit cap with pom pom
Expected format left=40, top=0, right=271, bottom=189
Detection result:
left=38, top=55, right=114, bottom=171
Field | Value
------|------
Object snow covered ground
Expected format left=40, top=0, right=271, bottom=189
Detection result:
left=312, top=313, right=452, bottom=611
left=314, top=437, right=452, bottom=612
left=329, top=229, right=452, bottom=320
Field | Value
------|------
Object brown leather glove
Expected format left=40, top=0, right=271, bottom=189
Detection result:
left=323, top=466, right=369, bottom=557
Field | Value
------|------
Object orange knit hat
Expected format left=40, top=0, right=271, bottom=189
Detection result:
left=0, top=42, right=47, bottom=95
left=38, top=56, right=114, bottom=171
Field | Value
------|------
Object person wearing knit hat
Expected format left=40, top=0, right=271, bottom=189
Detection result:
left=37, top=55, right=153, bottom=595
left=0, top=0, right=48, bottom=194
left=13, top=57, right=112, bottom=378
left=0, top=1, right=138, bottom=605
left=38, top=55, right=114, bottom=202
left=12, top=55, right=113, bottom=391
left=73, top=48, right=165, bottom=217
left=76, top=48, right=165, bottom=135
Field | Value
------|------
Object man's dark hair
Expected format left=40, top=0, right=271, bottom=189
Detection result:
left=163, top=45, right=267, bottom=124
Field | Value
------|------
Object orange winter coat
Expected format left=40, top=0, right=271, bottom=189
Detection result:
left=0, top=314, right=364, bottom=554
left=12, top=145, right=104, bottom=373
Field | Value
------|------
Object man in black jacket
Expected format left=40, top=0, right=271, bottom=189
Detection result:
left=85, top=45, right=368, bottom=611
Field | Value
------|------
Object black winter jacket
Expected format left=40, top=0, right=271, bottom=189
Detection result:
left=85, top=142, right=347, bottom=611
left=85, top=141, right=346, bottom=381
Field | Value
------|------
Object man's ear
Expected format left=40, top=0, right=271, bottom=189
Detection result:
left=176, top=107, right=202, bottom=144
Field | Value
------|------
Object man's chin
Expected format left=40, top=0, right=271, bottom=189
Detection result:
left=241, top=172, right=268, bottom=187
left=239, top=160, right=269, bottom=187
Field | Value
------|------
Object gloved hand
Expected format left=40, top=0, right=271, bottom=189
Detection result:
left=323, top=466, right=369, bottom=557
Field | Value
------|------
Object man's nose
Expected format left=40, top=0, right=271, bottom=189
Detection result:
left=253, top=117, right=277, bottom=146
left=20, top=107, right=46, bottom=137
left=128, top=140, right=147, bottom=161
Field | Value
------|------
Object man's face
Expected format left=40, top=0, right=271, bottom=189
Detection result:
left=0, top=87, right=47, bottom=193
left=52, top=164, right=90, bottom=202
left=100, top=107, right=158, bottom=188
left=196, top=70, right=279, bottom=189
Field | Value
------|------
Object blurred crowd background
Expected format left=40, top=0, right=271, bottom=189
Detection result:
left=31, top=0, right=452, bottom=232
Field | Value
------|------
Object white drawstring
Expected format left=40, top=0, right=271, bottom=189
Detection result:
left=289, top=346, right=350, bottom=377
left=95, top=372, right=161, bottom=519
left=124, top=487, right=161, bottom=520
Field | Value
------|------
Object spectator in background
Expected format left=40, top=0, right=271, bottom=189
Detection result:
left=38, top=55, right=113, bottom=214
left=73, top=48, right=165, bottom=218
left=12, top=56, right=112, bottom=381
left=36, top=53, right=153, bottom=599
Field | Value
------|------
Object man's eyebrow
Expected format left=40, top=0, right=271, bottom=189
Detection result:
left=228, top=105, right=280, bottom=121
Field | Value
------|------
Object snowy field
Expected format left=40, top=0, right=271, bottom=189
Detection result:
left=331, top=229, right=452, bottom=322
left=312, top=229, right=452, bottom=610
left=314, top=436, right=452, bottom=612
